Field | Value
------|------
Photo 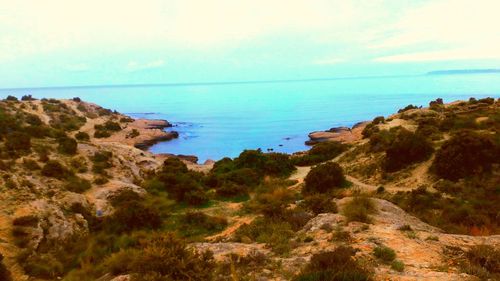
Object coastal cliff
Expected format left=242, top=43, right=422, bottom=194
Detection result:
left=0, top=95, right=498, bottom=281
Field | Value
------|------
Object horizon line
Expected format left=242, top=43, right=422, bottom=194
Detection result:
left=0, top=73, right=423, bottom=92
left=1, top=68, right=499, bottom=91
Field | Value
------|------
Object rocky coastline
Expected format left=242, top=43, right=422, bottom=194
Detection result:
left=306, top=121, right=369, bottom=145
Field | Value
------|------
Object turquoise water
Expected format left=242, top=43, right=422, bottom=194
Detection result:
left=1, top=74, right=499, bottom=162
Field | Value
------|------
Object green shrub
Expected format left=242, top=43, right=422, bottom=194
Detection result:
left=154, top=158, right=208, bottom=205
left=301, top=194, right=338, bottom=215
left=461, top=245, right=500, bottom=280
left=303, top=162, right=346, bottom=195
left=384, top=129, right=434, bottom=172
left=94, top=130, right=111, bottom=138
left=23, top=158, right=41, bottom=170
left=372, top=116, right=385, bottom=124
left=294, top=246, right=372, bottom=281
left=91, top=151, right=113, bottom=174
left=21, top=95, right=36, bottom=101
left=398, top=104, right=419, bottom=113
left=330, top=228, right=353, bottom=242
left=126, top=129, right=140, bottom=138
left=41, top=160, right=71, bottom=179
left=182, top=211, right=227, bottom=232
left=107, top=200, right=162, bottom=233
left=25, top=114, right=42, bottom=126
left=343, top=197, right=376, bottom=223
left=5, top=95, right=18, bottom=101
left=5, top=132, right=31, bottom=153
left=58, top=136, right=78, bottom=155
left=373, top=246, right=396, bottom=263
left=214, top=182, right=248, bottom=198
left=234, top=217, right=295, bottom=255
left=246, top=187, right=295, bottom=218
left=293, top=141, right=348, bottom=166
left=128, top=232, right=215, bottom=281
left=361, top=122, right=379, bottom=139
left=93, top=177, right=109, bottom=185
left=391, top=260, right=405, bottom=272
left=22, top=254, right=65, bottom=279
left=432, top=130, right=497, bottom=181
left=26, top=124, right=52, bottom=138
left=65, top=176, right=92, bottom=193
left=75, top=131, right=90, bottom=141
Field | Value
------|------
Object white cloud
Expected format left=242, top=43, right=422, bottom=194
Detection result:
left=369, top=0, right=500, bottom=51
left=126, top=59, right=165, bottom=72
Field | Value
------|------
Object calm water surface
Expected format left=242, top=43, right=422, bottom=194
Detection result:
left=2, top=74, right=499, bottom=162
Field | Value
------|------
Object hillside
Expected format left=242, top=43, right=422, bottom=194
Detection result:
left=0, top=95, right=498, bottom=281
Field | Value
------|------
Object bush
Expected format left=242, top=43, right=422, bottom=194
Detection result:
left=128, top=232, right=215, bottom=280
left=234, top=217, right=295, bottom=255
left=5, top=132, right=31, bottom=153
left=41, top=160, right=71, bottom=179
left=75, top=131, right=90, bottom=141
left=293, top=141, right=348, bottom=166
left=214, top=182, right=248, bottom=198
left=246, top=187, right=295, bottom=218
left=23, top=158, right=41, bottom=170
left=398, top=104, right=418, bottom=113
left=432, top=130, right=497, bottom=181
left=153, top=158, right=208, bottom=205
left=22, top=254, right=64, bottom=279
left=232, top=150, right=296, bottom=177
left=372, top=116, right=385, bottom=124
left=25, top=114, right=42, bottom=126
left=301, top=194, right=338, bottom=215
left=384, top=129, right=434, bottom=172
left=0, top=253, right=12, bottom=281
left=58, top=136, right=78, bottom=155
left=108, top=200, right=162, bottom=233
left=94, top=130, right=111, bottom=138
left=462, top=245, right=500, bottom=279
left=5, top=95, right=18, bottom=101
left=330, top=228, right=353, bottom=242
left=95, top=121, right=122, bottom=132
left=391, top=260, right=405, bottom=272
left=373, top=246, right=396, bottom=263
left=21, top=95, right=36, bottom=101
left=294, top=246, right=372, bottom=281
left=303, top=162, right=346, bottom=195
left=182, top=211, right=227, bottom=232
left=126, top=129, right=140, bottom=138
left=65, top=176, right=92, bottom=193
left=91, top=151, right=113, bottom=174
left=343, top=197, right=376, bottom=223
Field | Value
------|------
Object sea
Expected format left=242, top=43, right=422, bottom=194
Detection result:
left=1, top=73, right=499, bottom=163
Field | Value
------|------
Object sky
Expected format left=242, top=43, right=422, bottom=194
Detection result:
left=1, top=0, right=499, bottom=88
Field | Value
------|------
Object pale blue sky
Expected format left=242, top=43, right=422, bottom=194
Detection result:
left=1, top=0, right=499, bottom=88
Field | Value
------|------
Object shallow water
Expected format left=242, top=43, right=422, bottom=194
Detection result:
left=2, top=74, right=499, bottom=162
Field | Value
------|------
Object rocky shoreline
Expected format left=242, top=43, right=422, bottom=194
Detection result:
left=306, top=121, right=369, bottom=145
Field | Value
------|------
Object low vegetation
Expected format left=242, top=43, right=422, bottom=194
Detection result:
left=343, top=197, right=376, bottom=224
left=293, top=141, right=348, bottom=166
left=303, top=162, right=347, bottom=195
left=294, top=246, right=372, bottom=281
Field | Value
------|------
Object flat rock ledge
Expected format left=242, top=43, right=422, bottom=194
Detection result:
left=306, top=121, right=369, bottom=145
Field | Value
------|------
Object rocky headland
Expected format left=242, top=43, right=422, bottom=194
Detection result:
left=0, top=95, right=498, bottom=281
